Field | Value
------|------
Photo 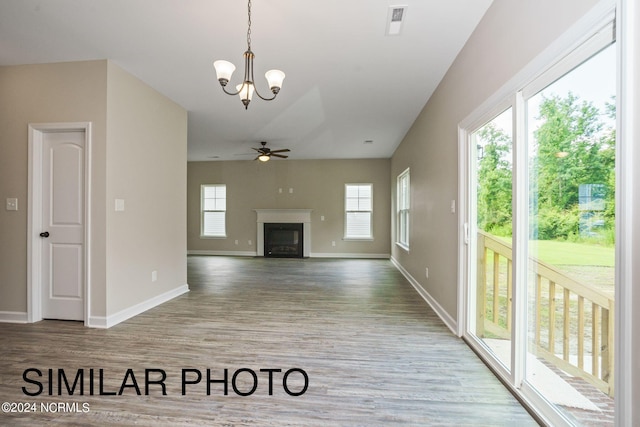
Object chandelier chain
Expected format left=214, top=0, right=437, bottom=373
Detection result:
left=247, top=0, right=252, bottom=51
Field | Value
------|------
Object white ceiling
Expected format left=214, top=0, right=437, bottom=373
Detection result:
left=0, top=0, right=493, bottom=161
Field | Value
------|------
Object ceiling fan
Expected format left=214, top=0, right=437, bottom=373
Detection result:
left=252, top=141, right=290, bottom=162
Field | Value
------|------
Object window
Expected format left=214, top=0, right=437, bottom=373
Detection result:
left=201, top=184, right=226, bottom=237
left=344, top=184, right=372, bottom=239
left=397, top=168, right=410, bottom=248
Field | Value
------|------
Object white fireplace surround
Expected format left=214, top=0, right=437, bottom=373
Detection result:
left=255, top=209, right=312, bottom=257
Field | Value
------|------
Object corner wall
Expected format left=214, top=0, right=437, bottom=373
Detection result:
left=0, top=60, right=188, bottom=326
left=105, top=62, right=188, bottom=320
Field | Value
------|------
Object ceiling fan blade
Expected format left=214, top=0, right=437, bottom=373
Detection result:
left=250, top=142, right=289, bottom=160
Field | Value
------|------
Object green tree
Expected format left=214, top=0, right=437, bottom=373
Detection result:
left=533, top=93, right=602, bottom=209
left=477, top=123, right=512, bottom=235
left=531, top=93, right=615, bottom=240
left=602, top=97, right=616, bottom=232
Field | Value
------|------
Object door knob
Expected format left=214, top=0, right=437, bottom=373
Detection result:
left=39, top=231, right=50, bottom=238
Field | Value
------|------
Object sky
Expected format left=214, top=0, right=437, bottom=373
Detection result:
left=541, top=43, right=616, bottom=113
left=477, top=41, right=616, bottom=149
left=529, top=42, right=616, bottom=130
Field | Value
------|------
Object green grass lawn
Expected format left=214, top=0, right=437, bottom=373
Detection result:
left=494, top=236, right=615, bottom=267
left=530, top=240, right=615, bottom=267
left=489, top=235, right=615, bottom=292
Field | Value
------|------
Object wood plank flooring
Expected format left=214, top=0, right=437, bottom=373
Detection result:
left=0, top=256, right=538, bottom=426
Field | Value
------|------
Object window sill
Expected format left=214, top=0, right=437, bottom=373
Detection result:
left=395, top=242, right=410, bottom=252
left=343, top=237, right=374, bottom=241
left=200, top=235, right=227, bottom=239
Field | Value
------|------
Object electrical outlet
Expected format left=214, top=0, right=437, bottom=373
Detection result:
left=248, top=240, right=252, bottom=245
left=425, top=267, right=429, bottom=279
left=332, top=241, right=336, bottom=247
left=152, top=270, right=158, bottom=282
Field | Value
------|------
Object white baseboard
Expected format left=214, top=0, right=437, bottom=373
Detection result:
left=390, top=257, right=458, bottom=335
left=86, top=315, right=108, bottom=328
left=88, top=284, right=189, bottom=329
left=310, top=252, right=390, bottom=259
left=188, top=250, right=257, bottom=257
left=188, top=250, right=390, bottom=259
left=0, top=311, right=28, bottom=323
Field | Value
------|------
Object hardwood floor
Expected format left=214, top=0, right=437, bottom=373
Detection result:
left=0, top=256, right=538, bottom=426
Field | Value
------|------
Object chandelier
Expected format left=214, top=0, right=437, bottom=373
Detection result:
left=213, top=0, right=285, bottom=109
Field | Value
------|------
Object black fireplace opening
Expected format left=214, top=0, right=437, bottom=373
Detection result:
left=264, top=223, right=303, bottom=258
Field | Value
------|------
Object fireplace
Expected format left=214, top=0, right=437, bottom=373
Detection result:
left=264, top=223, right=303, bottom=258
left=254, top=209, right=312, bottom=257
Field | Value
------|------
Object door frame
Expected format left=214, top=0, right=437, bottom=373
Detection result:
left=27, top=122, right=92, bottom=325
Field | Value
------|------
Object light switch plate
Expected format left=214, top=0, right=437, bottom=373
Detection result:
left=115, top=199, right=125, bottom=211
left=6, top=198, right=18, bottom=211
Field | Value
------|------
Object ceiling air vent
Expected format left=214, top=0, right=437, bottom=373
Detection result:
left=386, top=5, right=407, bottom=36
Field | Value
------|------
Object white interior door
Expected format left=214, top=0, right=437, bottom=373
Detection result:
left=40, top=130, right=85, bottom=320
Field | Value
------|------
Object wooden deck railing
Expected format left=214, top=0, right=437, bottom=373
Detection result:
left=476, top=230, right=614, bottom=397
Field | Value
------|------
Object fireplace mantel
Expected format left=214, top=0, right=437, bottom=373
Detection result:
left=255, top=209, right=312, bottom=257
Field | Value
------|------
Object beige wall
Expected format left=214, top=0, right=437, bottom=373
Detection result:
left=390, top=0, right=601, bottom=319
left=0, top=60, right=187, bottom=323
left=105, top=62, right=187, bottom=316
left=187, top=159, right=391, bottom=257
left=0, top=60, right=108, bottom=316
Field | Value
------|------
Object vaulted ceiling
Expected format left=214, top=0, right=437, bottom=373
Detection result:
left=0, top=0, right=493, bottom=161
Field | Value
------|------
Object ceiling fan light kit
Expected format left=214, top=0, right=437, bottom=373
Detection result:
left=252, top=141, right=290, bottom=162
left=213, top=0, right=285, bottom=109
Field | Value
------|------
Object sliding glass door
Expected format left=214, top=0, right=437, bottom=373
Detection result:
left=524, top=41, right=616, bottom=424
left=469, top=108, right=514, bottom=372
left=463, top=17, right=616, bottom=426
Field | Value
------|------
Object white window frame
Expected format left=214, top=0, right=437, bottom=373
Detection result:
left=201, top=184, right=226, bottom=238
left=397, top=168, right=410, bottom=250
left=344, top=183, right=373, bottom=240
